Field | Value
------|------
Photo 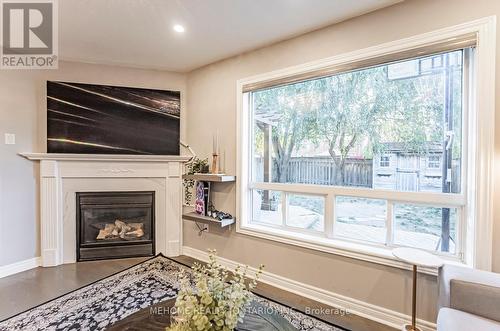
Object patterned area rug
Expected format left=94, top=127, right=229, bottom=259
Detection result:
left=0, top=255, right=345, bottom=331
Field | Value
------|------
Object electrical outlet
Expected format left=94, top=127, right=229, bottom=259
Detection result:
left=4, top=133, right=15, bottom=145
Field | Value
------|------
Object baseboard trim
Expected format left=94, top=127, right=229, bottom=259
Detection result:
left=182, top=246, right=436, bottom=331
left=0, top=257, right=41, bottom=279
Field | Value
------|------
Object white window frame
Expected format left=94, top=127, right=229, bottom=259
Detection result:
left=427, top=155, right=441, bottom=169
left=236, top=17, right=496, bottom=273
left=380, top=156, right=390, bottom=168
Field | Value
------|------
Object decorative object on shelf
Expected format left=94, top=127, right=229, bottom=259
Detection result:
left=167, top=250, right=264, bottom=331
left=207, top=208, right=233, bottom=221
left=206, top=201, right=216, bottom=218
left=183, top=157, right=209, bottom=205
left=194, top=181, right=209, bottom=215
left=211, top=131, right=220, bottom=174
left=392, top=247, right=443, bottom=331
left=211, top=153, right=219, bottom=174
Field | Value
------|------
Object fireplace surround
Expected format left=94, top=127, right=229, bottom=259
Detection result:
left=76, top=191, right=155, bottom=261
left=19, top=153, right=191, bottom=267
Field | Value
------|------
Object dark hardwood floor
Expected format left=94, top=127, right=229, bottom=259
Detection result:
left=0, top=256, right=396, bottom=331
left=0, top=257, right=148, bottom=321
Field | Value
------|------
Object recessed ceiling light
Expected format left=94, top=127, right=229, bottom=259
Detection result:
left=173, top=24, right=185, bottom=33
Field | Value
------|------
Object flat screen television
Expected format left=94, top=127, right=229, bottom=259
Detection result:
left=47, top=81, right=180, bottom=155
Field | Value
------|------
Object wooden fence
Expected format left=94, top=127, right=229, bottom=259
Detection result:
left=255, top=156, right=373, bottom=187
left=254, top=156, right=458, bottom=192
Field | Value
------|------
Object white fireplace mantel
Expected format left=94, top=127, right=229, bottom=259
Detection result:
left=20, top=152, right=192, bottom=267
left=20, top=152, right=192, bottom=162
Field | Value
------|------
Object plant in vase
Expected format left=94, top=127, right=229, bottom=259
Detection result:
left=167, top=250, right=264, bottom=331
left=183, top=157, right=209, bottom=205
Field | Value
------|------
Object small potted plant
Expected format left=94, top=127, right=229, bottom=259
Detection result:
left=167, top=250, right=264, bottom=331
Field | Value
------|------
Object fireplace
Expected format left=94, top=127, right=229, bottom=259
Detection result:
left=76, top=191, right=155, bottom=261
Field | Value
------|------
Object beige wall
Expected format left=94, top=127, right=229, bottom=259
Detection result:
left=0, top=61, right=187, bottom=266
left=184, top=0, right=500, bottom=323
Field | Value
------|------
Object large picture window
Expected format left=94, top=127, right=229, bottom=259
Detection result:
left=238, top=19, right=496, bottom=270
left=243, top=47, right=473, bottom=261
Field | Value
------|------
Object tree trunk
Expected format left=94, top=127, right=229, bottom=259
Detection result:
left=328, top=140, right=345, bottom=186
left=276, top=157, right=289, bottom=183
left=334, top=159, right=346, bottom=186
left=272, top=136, right=290, bottom=183
left=340, top=161, right=346, bottom=186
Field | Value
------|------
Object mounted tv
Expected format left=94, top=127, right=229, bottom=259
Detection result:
left=47, top=81, right=180, bottom=155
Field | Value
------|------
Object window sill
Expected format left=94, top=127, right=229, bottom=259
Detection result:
left=237, top=223, right=467, bottom=275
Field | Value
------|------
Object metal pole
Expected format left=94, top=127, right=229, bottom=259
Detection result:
left=441, top=53, right=453, bottom=252
left=412, top=264, right=417, bottom=330
left=262, top=123, right=272, bottom=210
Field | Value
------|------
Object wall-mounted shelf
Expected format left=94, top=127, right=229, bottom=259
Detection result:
left=182, top=211, right=235, bottom=227
left=182, top=173, right=236, bottom=234
left=182, top=174, right=235, bottom=182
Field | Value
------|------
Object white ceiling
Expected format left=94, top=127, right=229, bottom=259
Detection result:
left=59, top=0, right=402, bottom=72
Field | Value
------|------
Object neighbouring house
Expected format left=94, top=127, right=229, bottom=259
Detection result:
left=373, top=142, right=445, bottom=192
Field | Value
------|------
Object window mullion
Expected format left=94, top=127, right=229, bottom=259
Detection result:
left=386, top=201, right=394, bottom=246
left=325, top=194, right=334, bottom=238
left=458, top=206, right=466, bottom=261
left=281, top=192, right=287, bottom=227
left=251, top=182, right=465, bottom=207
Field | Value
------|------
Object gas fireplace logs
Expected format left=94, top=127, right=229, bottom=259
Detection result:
left=93, top=219, right=145, bottom=240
